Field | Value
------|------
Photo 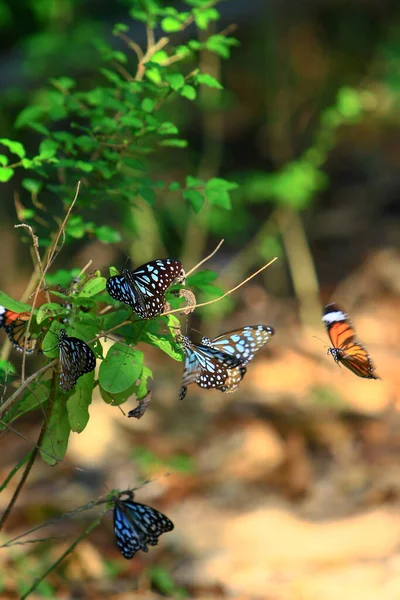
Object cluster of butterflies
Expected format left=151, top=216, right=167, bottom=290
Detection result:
left=0, top=258, right=379, bottom=558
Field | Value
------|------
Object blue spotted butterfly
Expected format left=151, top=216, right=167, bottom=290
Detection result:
left=57, top=329, right=96, bottom=391
left=179, top=325, right=275, bottom=400
left=106, top=259, right=185, bottom=320
left=113, top=492, right=174, bottom=559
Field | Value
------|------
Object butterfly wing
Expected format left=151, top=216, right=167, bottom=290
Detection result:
left=58, top=332, right=96, bottom=391
left=323, top=303, right=379, bottom=379
left=114, top=499, right=174, bottom=559
left=106, top=275, right=139, bottom=309
left=128, top=259, right=185, bottom=319
left=180, top=336, right=243, bottom=398
left=204, top=325, right=275, bottom=366
left=0, top=306, right=35, bottom=353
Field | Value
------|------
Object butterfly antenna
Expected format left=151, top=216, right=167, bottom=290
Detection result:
left=312, top=335, right=329, bottom=350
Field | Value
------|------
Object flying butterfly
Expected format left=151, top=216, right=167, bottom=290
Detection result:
left=56, top=329, right=96, bottom=391
left=323, top=303, right=379, bottom=379
left=113, top=491, right=174, bottom=559
left=0, top=305, right=36, bottom=353
left=106, top=259, right=185, bottom=320
left=179, top=325, right=275, bottom=399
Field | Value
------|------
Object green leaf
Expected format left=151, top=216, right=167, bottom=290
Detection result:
left=186, top=269, right=218, bottom=287
left=0, top=138, right=25, bottom=159
left=50, top=76, right=76, bottom=91
left=165, top=73, right=185, bottom=91
left=79, top=277, right=107, bottom=298
left=0, top=155, right=8, bottom=166
left=139, top=187, right=156, bottom=205
left=196, top=72, right=223, bottom=89
left=141, top=330, right=184, bottom=361
left=15, top=106, right=46, bottom=129
left=0, top=291, right=33, bottom=314
left=95, top=226, right=122, bottom=244
left=67, top=371, right=94, bottom=433
left=141, top=98, right=155, bottom=113
left=99, top=343, right=143, bottom=394
left=183, top=188, right=204, bottom=212
left=193, top=6, right=219, bottom=29
left=159, top=138, right=188, bottom=147
left=206, top=34, right=239, bottom=59
left=180, top=85, right=196, bottom=100
left=0, top=167, right=14, bottom=182
left=205, top=177, right=238, bottom=209
left=40, top=389, right=71, bottom=465
left=21, top=178, right=42, bottom=194
left=158, top=122, right=179, bottom=135
left=169, top=181, right=181, bottom=191
left=36, top=302, right=66, bottom=324
left=1, top=380, right=51, bottom=428
left=46, top=268, right=80, bottom=288
left=336, top=86, right=363, bottom=119
left=161, top=17, right=182, bottom=32
left=38, top=139, right=58, bottom=160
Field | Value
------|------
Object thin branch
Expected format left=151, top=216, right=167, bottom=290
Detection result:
left=0, top=451, right=33, bottom=493
left=117, top=31, right=144, bottom=62
left=185, top=239, right=224, bottom=278
left=14, top=224, right=50, bottom=303
left=160, top=257, right=279, bottom=317
left=19, top=512, right=106, bottom=600
left=0, top=360, right=57, bottom=418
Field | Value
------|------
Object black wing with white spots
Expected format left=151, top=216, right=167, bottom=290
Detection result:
left=179, top=335, right=244, bottom=399
left=202, top=325, right=275, bottom=367
left=106, top=259, right=185, bottom=319
left=113, top=495, right=174, bottom=559
left=58, top=329, right=96, bottom=391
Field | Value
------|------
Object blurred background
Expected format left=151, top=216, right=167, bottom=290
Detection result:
left=0, top=0, right=400, bottom=598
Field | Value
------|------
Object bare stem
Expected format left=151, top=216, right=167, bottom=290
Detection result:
left=0, top=360, right=57, bottom=418
left=185, top=239, right=224, bottom=278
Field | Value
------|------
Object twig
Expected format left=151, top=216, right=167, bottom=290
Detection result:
left=78, top=259, right=93, bottom=277
left=0, top=360, right=57, bottom=418
left=0, top=413, right=50, bottom=531
left=14, top=224, right=50, bottom=304
left=160, top=257, right=279, bottom=317
left=185, top=239, right=224, bottom=278
left=19, top=512, right=106, bottom=600
left=0, top=451, right=33, bottom=493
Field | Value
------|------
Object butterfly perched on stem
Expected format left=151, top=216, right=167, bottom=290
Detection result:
left=179, top=325, right=275, bottom=400
left=323, top=303, right=379, bottom=379
left=56, top=329, right=96, bottom=391
left=113, top=491, right=174, bottom=559
left=0, top=305, right=36, bottom=353
left=106, top=259, right=185, bottom=319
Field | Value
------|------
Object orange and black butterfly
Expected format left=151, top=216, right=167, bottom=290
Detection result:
left=322, top=303, right=379, bottom=379
left=0, top=305, right=36, bottom=353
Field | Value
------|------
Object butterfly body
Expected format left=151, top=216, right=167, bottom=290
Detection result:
left=106, top=259, right=185, bottom=319
left=57, top=329, right=96, bottom=391
left=179, top=325, right=275, bottom=399
left=323, top=303, right=379, bottom=379
left=0, top=305, right=35, bottom=353
left=113, top=493, right=174, bottom=559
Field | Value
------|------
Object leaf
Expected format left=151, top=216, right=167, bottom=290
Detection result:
left=183, top=189, right=204, bottom=212
left=205, top=177, right=238, bottom=209
left=193, top=6, right=219, bottom=29
left=196, top=72, right=223, bottom=89
left=161, top=17, right=182, bottom=32
left=38, top=139, right=58, bottom=160
left=0, top=154, right=8, bottom=166
left=141, top=98, right=155, bottom=113
left=180, top=85, right=196, bottom=100
left=67, top=371, right=94, bottom=433
left=22, top=178, right=42, bottom=194
left=165, top=73, right=185, bottom=91
left=79, top=277, right=107, bottom=298
left=99, top=343, right=143, bottom=394
left=36, top=302, right=66, bottom=324
left=159, top=138, right=187, bottom=148
left=40, top=389, right=71, bottom=465
left=186, top=269, right=218, bottom=287
left=0, top=167, right=14, bottom=182
left=0, top=291, right=34, bottom=314
left=15, top=106, right=46, bottom=129
left=141, top=331, right=184, bottom=361
left=1, top=380, right=51, bottom=428
left=0, top=138, right=26, bottom=159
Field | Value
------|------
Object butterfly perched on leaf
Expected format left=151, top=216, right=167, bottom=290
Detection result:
left=0, top=305, right=36, bottom=353
left=56, top=329, right=96, bottom=391
left=113, top=491, right=174, bottom=559
left=106, top=259, right=185, bottom=319
left=179, top=324, right=275, bottom=400
left=323, top=303, right=379, bottom=379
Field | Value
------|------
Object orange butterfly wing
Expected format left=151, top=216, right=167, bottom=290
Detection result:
left=323, top=303, right=379, bottom=380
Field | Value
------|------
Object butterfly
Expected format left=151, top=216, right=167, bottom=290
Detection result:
left=179, top=325, right=275, bottom=399
left=0, top=305, right=36, bottom=353
left=57, top=329, right=96, bottom=391
left=106, top=259, right=185, bottom=319
left=323, top=303, right=379, bottom=379
left=113, top=491, right=174, bottom=559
